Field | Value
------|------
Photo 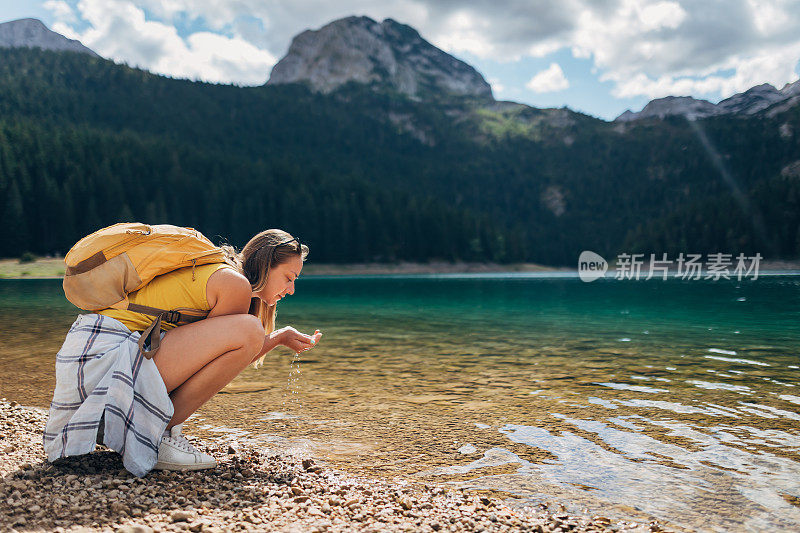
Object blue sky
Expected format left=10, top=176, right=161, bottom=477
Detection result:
left=2, top=0, right=799, bottom=121
left=460, top=49, right=651, bottom=120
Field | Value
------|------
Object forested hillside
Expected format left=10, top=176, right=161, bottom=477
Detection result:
left=0, top=48, right=798, bottom=265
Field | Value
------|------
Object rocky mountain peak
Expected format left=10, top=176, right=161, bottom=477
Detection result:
left=780, top=79, right=800, bottom=98
left=615, top=95, right=718, bottom=122
left=615, top=79, right=800, bottom=122
left=716, top=83, right=785, bottom=115
left=266, top=15, right=493, bottom=101
left=0, top=18, right=97, bottom=56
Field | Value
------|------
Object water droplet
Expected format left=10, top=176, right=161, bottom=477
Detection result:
left=283, top=351, right=303, bottom=411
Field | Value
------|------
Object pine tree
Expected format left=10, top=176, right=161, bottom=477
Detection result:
left=0, top=179, right=28, bottom=257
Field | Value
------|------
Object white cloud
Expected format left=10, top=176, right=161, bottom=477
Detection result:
left=43, top=0, right=77, bottom=24
left=526, top=63, right=569, bottom=93
left=747, top=0, right=796, bottom=35
left=184, top=32, right=276, bottom=83
left=51, top=22, right=78, bottom=40
left=433, top=9, right=497, bottom=59
left=637, top=1, right=686, bottom=31
left=569, top=0, right=800, bottom=100
left=487, top=76, right=504, bottom=93
left=42, top=0, right=800, bottom=100
left=53, top=0, right=276, bottom=84
left=130, top=0, right=433, bottom=55
left=422, top=0, right=800, bottom=102
left=427, top=2, right=575, bottom=62
left=607, top=41, right=800, bottom=99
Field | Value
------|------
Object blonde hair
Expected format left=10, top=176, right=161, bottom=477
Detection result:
left=220, top=229, right=309, bottom=368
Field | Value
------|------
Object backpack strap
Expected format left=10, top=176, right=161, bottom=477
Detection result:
left=128, top=304, right=209, bottom=359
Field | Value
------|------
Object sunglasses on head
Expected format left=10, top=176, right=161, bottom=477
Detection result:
left=276, top=237, right=301, bottom=248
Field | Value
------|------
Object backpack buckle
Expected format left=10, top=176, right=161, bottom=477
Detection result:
left=163, top=310, right=181, bottom=324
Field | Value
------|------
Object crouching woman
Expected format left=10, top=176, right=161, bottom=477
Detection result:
left=42, top=229, right=322, bottom=477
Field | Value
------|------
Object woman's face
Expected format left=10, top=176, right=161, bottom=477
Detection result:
left=252, top=253, right=303, bottom=306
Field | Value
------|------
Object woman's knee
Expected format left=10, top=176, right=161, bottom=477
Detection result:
left=234, top=314, right=265, bottom=355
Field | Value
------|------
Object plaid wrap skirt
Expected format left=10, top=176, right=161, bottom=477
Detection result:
left=42, top=313, right=173, bottom=477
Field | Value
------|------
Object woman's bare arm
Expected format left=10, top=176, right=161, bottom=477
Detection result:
left=206, top=268, right=285, bottom=361
left=205, top=267, right=252, bottom=318
left=206, top=267, right=321, bottom=362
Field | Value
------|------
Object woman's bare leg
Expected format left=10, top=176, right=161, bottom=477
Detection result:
left=151, top=314, right=265, bottom=428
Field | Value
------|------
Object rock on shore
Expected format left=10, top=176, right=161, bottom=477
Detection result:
left=0, top=399, right=666, bottom=532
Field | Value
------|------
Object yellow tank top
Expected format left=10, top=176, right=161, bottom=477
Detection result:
left=98, top=262, right=234, bottom=333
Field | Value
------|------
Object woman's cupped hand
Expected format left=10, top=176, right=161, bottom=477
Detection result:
left=277, top=326, right=322, bottom=354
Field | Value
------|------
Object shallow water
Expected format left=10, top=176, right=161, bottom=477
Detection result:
left=1, top=273, right=799, bottom=531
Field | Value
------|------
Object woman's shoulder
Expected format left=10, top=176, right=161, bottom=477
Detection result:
left=206, top=264, right=248, bottom=285
left=205, top=266, right=251, bottom=308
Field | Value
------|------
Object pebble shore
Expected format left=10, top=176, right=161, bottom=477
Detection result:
left=0, top=399, right=668, bottom=532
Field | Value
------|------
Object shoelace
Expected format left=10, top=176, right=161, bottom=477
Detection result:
left=164, top=433, right=199, bottom=454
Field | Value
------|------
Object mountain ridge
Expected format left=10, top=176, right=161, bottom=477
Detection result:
left=0, top=45, right=797, bottom=264
left=0, top=18, right=96, bottom=56
left=615, top=79, right=800, bottom=122
left=1, top=16, right=796, bottom=124
left=266, top=15, right=493, bottom=102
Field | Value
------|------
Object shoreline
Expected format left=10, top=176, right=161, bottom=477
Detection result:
left=0, top=398, right=667, bottom=532
left=1, top=257, right=799, bottom=279
left=0, top=258, right=568, bottom=279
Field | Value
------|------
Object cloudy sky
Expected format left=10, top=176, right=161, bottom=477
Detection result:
left=2, top=0, right=799, bottom=120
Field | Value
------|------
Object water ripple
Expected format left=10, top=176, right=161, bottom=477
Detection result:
left=704, top=354, right=770, bottom=366
left=685, top=380, right=752, bottom=392
left=594, top=382, right=669, bottom=393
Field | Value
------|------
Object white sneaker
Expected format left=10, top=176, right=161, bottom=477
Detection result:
left=153, top=423, right=217, bottom=471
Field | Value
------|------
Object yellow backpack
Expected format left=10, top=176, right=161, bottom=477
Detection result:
left=63, top=222, right=230, bottom=358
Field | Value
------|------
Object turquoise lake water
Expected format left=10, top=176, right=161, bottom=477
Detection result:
left=1, top=273, right=799, bottom=531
